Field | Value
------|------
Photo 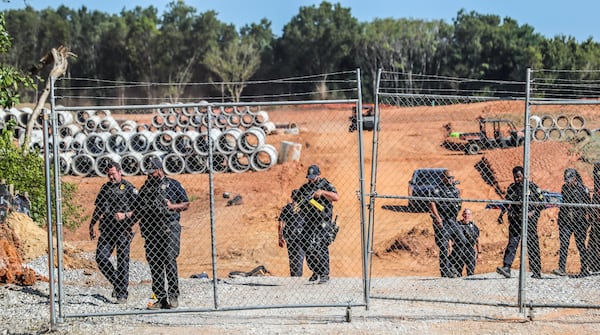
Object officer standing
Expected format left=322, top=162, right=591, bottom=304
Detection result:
left=453, top=208, right=481, bottom=276
left=135, top=157, right=189, bottom=310
left=298, top=164, right=338, bottom=284
left=278, top=189, right=306, bottom=277
left=553, top=168, right=591, bottom=277
left=496, top=166, right=544, bottom=279
left=428, top=169, right=466, bottom=278
left=89, top=161, right=137, bottom=304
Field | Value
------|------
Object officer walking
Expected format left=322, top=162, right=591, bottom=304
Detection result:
left=135, top=157, right=189, bottom=310
left=298, top=164, right=338, bottom=284
left=278, top=189, right=307, bottom=277
left=553, top=168, right=591, bottom=277
left=428, top=169, right=467, bottom=278
left=496, top=166, right=544, bottom=279
left=89, top=161, right=137, bottom=304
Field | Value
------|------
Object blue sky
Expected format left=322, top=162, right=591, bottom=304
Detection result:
left=1, top=0, right=597, bottom=42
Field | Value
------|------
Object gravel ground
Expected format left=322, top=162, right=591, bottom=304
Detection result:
left=1, top=254, right=600, bottom=334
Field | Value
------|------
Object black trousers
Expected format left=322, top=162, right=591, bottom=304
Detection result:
left=433, top=219, right=467, bottom=277
left=144, top=221, right=181, bottom=301
left=502, top=216, right=541, bottom=275
left=96, top=228, right=133, bottom=299
left=285, top=237, right=306, bottom=277
left=558, top=217, right=589, bottom=273
left=305, top=226, right=330, bottom=277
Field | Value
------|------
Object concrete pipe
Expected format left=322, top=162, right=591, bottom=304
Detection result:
left=135, top=124, right=149, bottom=132
left=94, top=153, right=121, bottom=177
left=27, top=129, right=44, bottom=151
left=182, top=106, right=197, bottom=117
left=577, top=128, right=592, bottom=137
left=570, top=115, right=586, bottom=129
left=59, top=136, right=73, bottom=152
left=176, top=114, right=190, bottom=128
left=250, top=144, right=278, bottom=171
left=529, top=115, right=541, bottom=129
left=120, top=120, right=138, bottom=133
left=75, top=110, right=92, bottom=125
left=98, top=115, right=121, bottom=133
left=57, top=110, right=74, bottom=127
left=95, top=109, right=112, bottom=118
left=71, top=153, right=95, bottom=176
left=189, top=111, right=203, bottom=128
left=547, top=127, right=563, bottom=141
left=84, top=115, right=102, bottom=133
left=152, top=114, right=166, bottom=128
left=164, top=113, right=178, bottom=128
left=228, top=152, right=251, bottom=173
left=540, top=115, right=555, bottom=129
left=163, top=153, right=186, bottom=175
left=210, top=152, right=230, bottom=173
left=58, top=152, right=75, bottom=175
left=240, top=109, right=255, bottom=128
left=14, top=107, right=30, bottom=128
left=153, top=130, right=177, bottom=153
left=217, top=128, right=242, bottom=154
left=562, top=128, right=577, bottom=140
left=128, top=131, right=157, bottom=153
left=70, top=132, right=88, bottom=152
left=261, top=121, right=277, bottom=135
left=173, top=131, right=200, bottom=155
left=107, top=132, right=132, bottom=155
left=253, top=110, right=269, bottom=127
left=141, top=151, right=167, bottom=174
left=59, top=124, right=82, bottom=138
left=0, top=109, right=5, bottom=129
left=278, top=141, right=302, bottom=164
left=84, top=132, right=111, bottom=156
left=214, top=113, right=228, bottom=129
left=226, top=112, right=241, bottom=128
left=237, top=127, right=266, bottom=154
left=120, top=152, right=143, bottom=176
left=555, top=115, right=570, bottom=129
left=194, top=129, right=221, bottom=156
left=184, top=154, right=207, bottom=174
left=4, top=108, right=18, bottom=126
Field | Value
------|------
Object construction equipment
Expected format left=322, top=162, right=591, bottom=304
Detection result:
left=443, top=117, right=525, bottom=155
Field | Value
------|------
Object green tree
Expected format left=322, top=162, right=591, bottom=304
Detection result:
left=0, top=13, right=35, bottom=107
left=203, top=35, right=262, bottom=102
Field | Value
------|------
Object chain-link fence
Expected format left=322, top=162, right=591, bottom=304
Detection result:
left=40, top=68, right=600, bottom=324
left=368, top=69, right=600, bottom=311
left=44, top=71, right=371, bottom=320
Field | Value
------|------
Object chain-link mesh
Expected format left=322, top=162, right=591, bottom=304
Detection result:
left=50, top=71, right=367, bottom=315
left=368, top=70, right=600, bottom=308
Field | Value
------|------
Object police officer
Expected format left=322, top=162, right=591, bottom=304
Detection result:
left=553, top=168, right=591, bottom=277
left=278, top=189, right=306, bottom=277
left=429, top=169, right=466, bottom=278
left=453, top=208, right=481, bottom=276
left=135, top=157, right=189, bottom=310
left=89, top=161, right=137, bottom=304
left=496, top=166, right=544, bottom=279
left=298, top=164, right=338, bottom=284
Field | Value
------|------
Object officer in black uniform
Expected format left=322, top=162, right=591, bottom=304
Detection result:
left=135, top=157, right=189, bottom=310
left=429, top=169, right=466, bottom=278
left=278, top=189, right=307, bottom=277
left=453, top=208, right=481, bottom=276
left=553, top=168, right=591, bottom=277
left=298, top=164, right=338, bottom=284
left=496, top=166, right=544, bottom=279
left=89, top=161, right=137, bottom=304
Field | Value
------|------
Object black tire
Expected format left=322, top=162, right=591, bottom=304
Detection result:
left=466, top=143, right=481, bottom=155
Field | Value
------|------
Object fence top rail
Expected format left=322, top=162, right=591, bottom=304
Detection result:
left=528, top=98, right=600, bottom=106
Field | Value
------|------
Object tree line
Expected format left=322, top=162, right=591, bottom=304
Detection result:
left=3, top=0, right=600, bottom=103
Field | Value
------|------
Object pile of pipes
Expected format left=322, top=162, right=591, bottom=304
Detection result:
left=530, top=114, right=596, bottom=142
left=0, top=105, right=279, bottom=177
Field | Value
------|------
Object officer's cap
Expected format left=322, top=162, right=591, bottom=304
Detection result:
left=306, top=164, right=321, bottom=180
